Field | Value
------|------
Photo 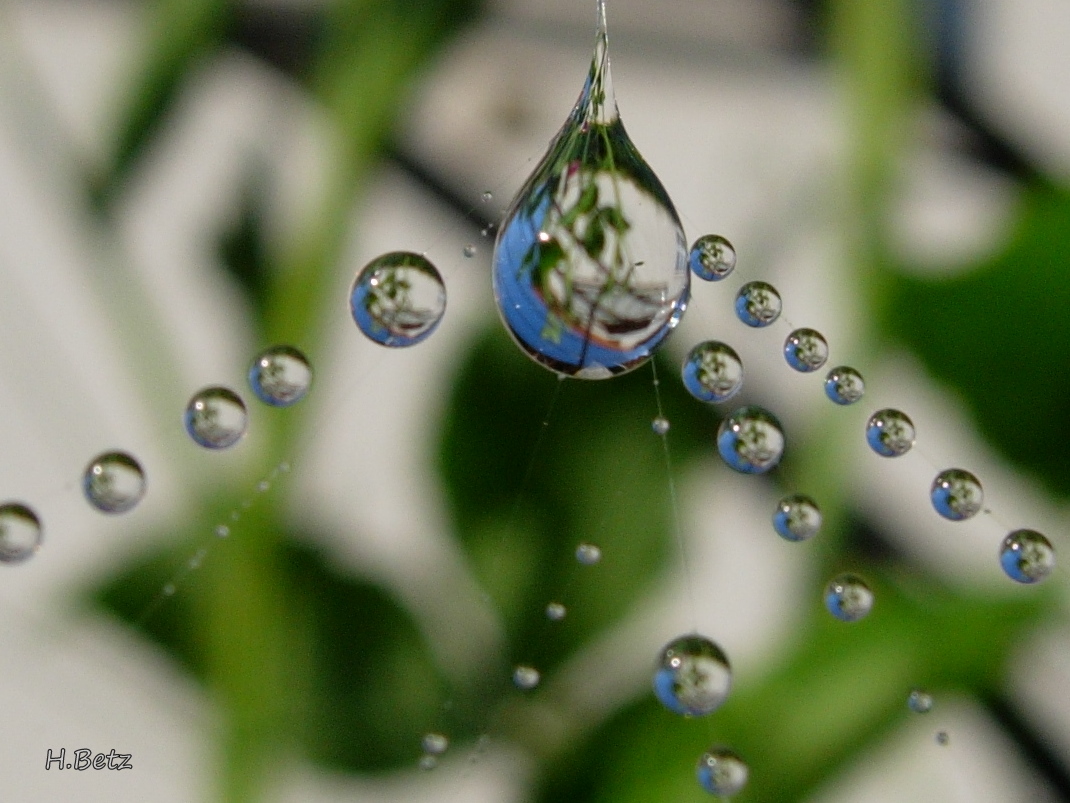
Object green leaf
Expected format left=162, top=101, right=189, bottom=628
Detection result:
left=436, top=325, right=710, bottom=684
left=885, top=183, right=1070, bottom=497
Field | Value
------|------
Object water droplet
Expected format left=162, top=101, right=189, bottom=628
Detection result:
left=824, top=574, right=874, bottom=622
left=256, top=480, right=270, bottom=493
left=422, top=733, right=449, bottom=755
left=681, top=341, right=743, bottom=403
left=734, top=281, right=781, bottom=327
left=696, top=746, right=749, bottom=797
left=930, top=469, right=983, bottom=521
left=773, top=494, right=821, bottom=542
left=184, top=387, right=248, bottom=449
left=935, top=731, right=950, bottom=746
left=865, top=409, right=915, bottom=457
left=717, top=406, right=785, bottom=474
left=162, top=583, right=176, bottom=596
left=463, top=244, right=477, bottom=259
left=908, top=689, right=934, bottom=714
left=513, top=665, right=541, bottom=690
left=418, top=755, right=438, bottom=771
left=688, top=234, right=736, bottom=281
left=491, top=2, right=689, bottom=379
left=82, top=451, right=146, bottom=514
left=215, top=524, right=230, bottom=539
left=1000, top=529, right=1055, bottom=584
left=482, top=191, right=493, bottom=203
left=248, top=345, right=312, bottom=407
left=653, top=635, right=732, bottom=717
left=651, top=416, right=670, bottom=435
left=278, top=461, right=291, bottom=473
left=576, top=542, right=602, bottom=565
left=546, top=602, right=567, bottom=621
left=784, top=328, right=829, bottom=372
left=349, top=252, right=446, bottom=347
left=0, top=503, right=42, bottom=564
left=824, top=366, right=865, bottom=405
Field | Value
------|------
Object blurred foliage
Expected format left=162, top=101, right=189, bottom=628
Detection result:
left=888, top=184, right=1070, bottom=498
left=71, top=0, right=1070, bottom=801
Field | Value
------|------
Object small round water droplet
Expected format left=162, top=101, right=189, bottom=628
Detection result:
left=513, top=665, right=541, bottom=690
left=688, top=234, right=736, bottom=281
left=215, top=524, right=230, bottom=539
left=248, top=345, right=312, bottom=407
left=350, top=252, right=446, bottom=348
left=278, top=461, right=291, bottom=473
left=491, top=11, right=689, bottom=379
left=576, top=542, right=602, bottom=565
left=651, top=416, right=670, bottom=435
left=824, top=574, right=874, bottom=622
left=784, top=328, right=829, bottom=372
left=546, top=602, right=567, bottom=621
left=935, top=731, right=950, bottom=746
left=422, top=733, right=449, bottom=755
left=418, top=755, right=438, bottom=771
left=696, top=746, right=749, bottom=797
left=1000, top=529, right=1055, bottom=584
left=482, top=191, right=493, bottom=203
left=82, top=451, right=146, bottom=514
left=184, top=387, right=248, bottom=449
left=930, top=469, right=983, bottom=521
left=162, top=583, right=176, bottom=596
left=825, top=366, right=865, bottom=405
left=653, top=635, right=732, bottom=717
left=773, top=494, right=821, bottom=542
left=463, top=244, right=477, bottom=259
left=0, top=503, right=42, bottom=564
left=681, top=341, right=743, bottom=403
left=717, top=406, right=785, bottom=474
left=908, top=689, right=934, bottom=714
left=257, top=480, right=270, bottom=493
left=734, top=281, right=781, bottom=327
left=865, top=409, right=915, bottom=457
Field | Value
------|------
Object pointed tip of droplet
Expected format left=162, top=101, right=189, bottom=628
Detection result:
left=576, top=0, right=616, bottom=124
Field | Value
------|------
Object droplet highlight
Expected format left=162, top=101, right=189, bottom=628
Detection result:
left=824, top=366, right=865, bottom=405
left=576, top=542, right=602, bottom=565
left=350, top=252, right=446, bottom=348
left=681, top=341, right=743, bottom=403
left=248, top=345, right=312, bottom=407
left=0, top=503, right=42, bottom=564
left=82, top=451, right=146, bottom=514
left=546, top=602, right=567, bottom=621
left=1000, top=529, right=1055, bottom=584
left=688, top=234, right=736, bottom=281
left=734, top=281, right=781, bottom=327
left=784, top=328, right=829, bottom=372
left=929, top=469, right=983, bottom=521
left=184, top=387, right=248, bottom=449
left=491, top=2, right=688, bottom=378
left=651, top=416, right=670, bottom=435
left=717, top=406, right=785, bottom=474
left=696, top=746, right=749, bottom=797
left=773, top=494, right=821, bottom=542
left=824, top=574, right=874, bottom=622
left=908, top=689, right=934, bottom=714
left=513, top=665, right=541, bottom=690
left=865, top=409, right=915, bottom=457
left=421, top=732, right=449, bottom=756
left=653, top=634, right=732, bottom=717
left=463, top=244, right=477, bottom=259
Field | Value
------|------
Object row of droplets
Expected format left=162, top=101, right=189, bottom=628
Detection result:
left=684, top=233, right=1055, bottom=591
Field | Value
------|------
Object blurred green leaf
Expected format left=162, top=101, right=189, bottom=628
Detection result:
left=437, top=325, right=710, bottom=686
left=886, top=184, right=1070, bottom=497
left=533, top=562, right=1051, bottom=803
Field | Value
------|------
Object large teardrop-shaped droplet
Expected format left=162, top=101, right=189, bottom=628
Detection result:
left=492, top=1, right=688, bottom=379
